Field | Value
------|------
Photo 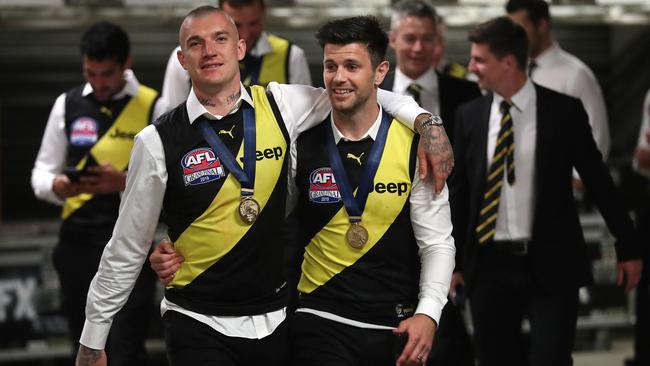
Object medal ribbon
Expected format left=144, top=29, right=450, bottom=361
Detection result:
left=198, top=105, right=256, bottom=196
left=325, top=111, right=391, bottom=223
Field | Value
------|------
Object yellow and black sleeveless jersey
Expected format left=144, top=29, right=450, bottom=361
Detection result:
left=155, top=86, right=290, bottom=316
left=241, top=34, right=291, bottom=87
left=294, top=116, right=421, bottom=327
left=61, top=84, right=158, bottom=244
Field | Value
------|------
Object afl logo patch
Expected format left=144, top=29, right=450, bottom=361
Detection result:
left=70, top=117, right=98, bottom=146
left=309, top=167, right=341, bottom=203
left=181, top=148, right=225, bottom=186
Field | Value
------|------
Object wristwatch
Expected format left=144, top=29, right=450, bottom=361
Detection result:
left=417, top=115, right=443, bottom=133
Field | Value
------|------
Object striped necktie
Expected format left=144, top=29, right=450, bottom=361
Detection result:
left=476, top=100, right=515, bottom=244
left=406, top=83, right=423, bottom=106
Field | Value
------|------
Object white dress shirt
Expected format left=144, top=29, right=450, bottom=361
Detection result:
left=161, top=32, right=312, bottom=109
left=488, top=79, right=537, bottom=241
left=531, top=42, right=610, bottom=161
left=633, top=89, right=650, bottom=177
left=31, top=70, right=167, bottom=206
left=80, top=82, right=429, bottom=350
left=393, top=67, right=440, bottom=115
left=292, top=106, right=455, bottom=329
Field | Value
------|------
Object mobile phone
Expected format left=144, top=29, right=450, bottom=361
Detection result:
left=63, top=167, right=86, bottom=183
left=393, top=332, right=408, bottom=360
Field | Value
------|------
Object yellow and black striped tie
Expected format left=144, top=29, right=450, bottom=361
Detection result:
left=476, top=100, right=515, bottom=244
left=407, top=83, right=423, bottom=106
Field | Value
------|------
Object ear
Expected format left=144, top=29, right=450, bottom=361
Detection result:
left=374, top=60, right=390, bottom=86
left=388, top=30, right=397, bottom=49
left=237, top=38, right=246, bottom=61
left=123, top=56, right=133, bottom=70
left=177, top=49, right=188, bottom=70
left=504, top=54, right=519, bottom=72
left=538, top=18, right=551, bottom=37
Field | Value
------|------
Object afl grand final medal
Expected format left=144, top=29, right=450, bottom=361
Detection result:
left=239, top=196, right=260, bottom=224
left=346, top=222, right=368, bottom=249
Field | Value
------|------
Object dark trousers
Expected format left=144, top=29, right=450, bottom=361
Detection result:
left=632, top=207, right=650, bottom=365
left=289, top=311, right=401, bottom=366
left=163, top=310, right=287, bottom=366
left=427, top=302, right=475, bottom=366
left=53, top=240, right=157, bottom=366
left=469, top=248, right=579, bottom=366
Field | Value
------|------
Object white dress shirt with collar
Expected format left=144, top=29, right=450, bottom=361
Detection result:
left=79, top=82, right=429, bottom=350
left=393, top=67, right=440, bottom=115
left=531, top=41, right=610, bottom=161
left=290, top=105, right=454, bottom=329
left=161, top=32, right=312, bottom=110
left=31, top=69, right=167, bottom=206
left=488, top=79, right=537, bottom=241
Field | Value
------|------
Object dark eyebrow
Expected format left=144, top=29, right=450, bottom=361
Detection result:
left=185, top=31, right=229, bottom=46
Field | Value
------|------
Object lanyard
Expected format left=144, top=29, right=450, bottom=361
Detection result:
left=197, top=105, right=256, bottom=196
left=325, top=112, right=391, bottom=223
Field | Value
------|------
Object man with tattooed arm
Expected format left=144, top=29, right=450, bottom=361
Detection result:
left=76, top=6, right=453, bottom=366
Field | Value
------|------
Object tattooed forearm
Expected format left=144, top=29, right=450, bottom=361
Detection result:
left=198, top=97, right=216, bottom=107
left=421, top=124, right=454, bottom=175
left=226, top=90, right=241, bottom=105
left=76, top=346, right=101, bottom=366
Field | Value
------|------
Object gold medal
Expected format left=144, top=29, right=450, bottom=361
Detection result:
left=238, top=196, right=260, bottom=224
left=346, top=222, right=368, bottom=249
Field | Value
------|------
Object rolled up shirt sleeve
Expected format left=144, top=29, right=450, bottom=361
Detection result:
left=80, top=125, right=167, bottom=349
left=409, top=162, right=455, bottom=324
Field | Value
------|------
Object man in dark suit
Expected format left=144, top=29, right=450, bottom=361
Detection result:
left=382, top=0, right=481, bottom=144
left=450, top=17, right=643, bottom=366
left=381, top=2, right=481, bottom=366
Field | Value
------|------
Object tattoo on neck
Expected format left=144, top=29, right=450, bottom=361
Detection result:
left=226, top=90, right=241, bottom=105
left=198, top=97, right=216, bottom=108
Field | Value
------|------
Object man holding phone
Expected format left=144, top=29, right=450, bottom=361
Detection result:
left=30, top=21, right=166, bottom=365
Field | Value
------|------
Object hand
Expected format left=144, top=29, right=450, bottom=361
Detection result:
left=415, top=114, right=454, bottom=194
left=78, top=163, right=126, bottom=195
left=393, top=314, right=437, bottom=366
left=53, top=174, right=83, bottom=198
left=75, top=345, right=106, bottom=366
left=634, top=147, right=650, bottom=171
left=617, top=259, right=643, bottom=292
left=150, top=238, right=184, bottom=285
left=449, top=272, right=465, bottom=300
left=572, top=178, right=584, bottom=191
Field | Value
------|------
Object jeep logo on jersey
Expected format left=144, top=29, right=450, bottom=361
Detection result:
left=309, top=167, right=341, bottom=203
left=370, top=182, right=409, bottom=196
left=70, top=117, right=98, bottom=146
left=238, top=146, right=284, bottom=163
left=181, top=148, right=225, bottom=186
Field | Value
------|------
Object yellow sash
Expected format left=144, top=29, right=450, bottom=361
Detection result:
left=169, top=85, right=287, bottom=288
left=61, top=85, right=157, bottom=219
left=255, top=34, right=289, bottom=86
left=298, top=121, right=415, bottom=294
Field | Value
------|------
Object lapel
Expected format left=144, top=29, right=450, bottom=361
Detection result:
left=473, top=94, right=493, bottom=194
left=534, top=84, right=549, bottom=195
left=437, top=71, right=450, bottom=122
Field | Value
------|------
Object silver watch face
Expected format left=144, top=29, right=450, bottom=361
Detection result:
left=431, top=116, right=443, bottom=126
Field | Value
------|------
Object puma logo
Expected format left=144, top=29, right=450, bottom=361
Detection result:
left=218, top=125, right=235, bottom=139
left=346, top=152, right=364, bottom=166
left=100, top=106, right=112, bottom=117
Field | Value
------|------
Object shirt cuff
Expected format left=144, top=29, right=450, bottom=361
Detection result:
left=79, top=319, right=112, bottom=350
left=415, top=296, right=447, bottom=326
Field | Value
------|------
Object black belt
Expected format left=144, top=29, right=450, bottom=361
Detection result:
left=490, top=240, right=530, bottom=256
